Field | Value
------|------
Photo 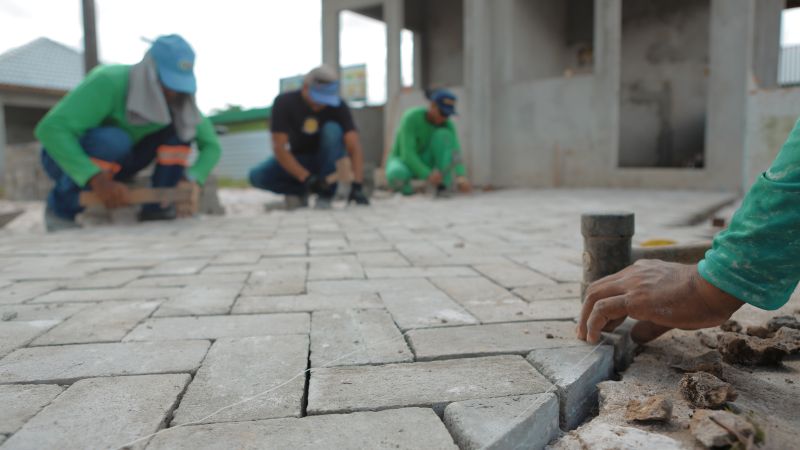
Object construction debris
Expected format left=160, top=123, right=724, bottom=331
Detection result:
left=720, top=320, right=742, bottom=333
left=690, top=409, right=759, bottom=449
left=717, top=331, right=794, bottom=366
left=745, top=326, right=771, bottom=339
left=670, top=350, right=724, bottom=379
left=680, top=372, right=737, bottom=409
left=624, top=395, right=673, bottom=423
left=766, top=315, right=800, bottom=333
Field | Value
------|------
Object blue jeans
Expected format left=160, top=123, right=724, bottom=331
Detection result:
left=249, top=122, right=345, bottom=197
left=42, top=126, right=188, bottom=220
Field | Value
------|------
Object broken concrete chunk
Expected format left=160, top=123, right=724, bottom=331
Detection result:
left=670, top=350, right=723, bottom=379
left=717, top=331, right=790, bottom=366
left=720, top=320, right=742, bottom=333
left=746, top=325, right=771, bottom=339
left=624, top=395, right=673, bottom=423
left=766, top=315, right=800, bottom=333
left=696, top=330, right=718, bottom=349
left=680, top=372, right=737, bottom=409
left=690, top=409, right=756, bottom=448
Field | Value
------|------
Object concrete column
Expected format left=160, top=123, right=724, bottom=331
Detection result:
left=383, top=0, right=404, bottom=160
left=593, top=0, right=622, bottom=175
left=413, top=32, right=424, bottom=89
left=321, top=1, right=340, bottom=68
left=0, top=96, right=6, bottom=182
left=463, top=0, right=492, bottom=186
left=753, top=0, right=783, bottom=88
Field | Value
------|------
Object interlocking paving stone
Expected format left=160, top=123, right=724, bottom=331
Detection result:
left=407, top=321, right=585, bottom=361
left=509, top=255, right=582, bottom=283
left=513, top=283, right=581, bottom=302
left=152, top=287, right=240, bottom=317
left=241, top=264, right=307, bottom=296
left=172, top=335, right=308, bottom=425
left=310, top=309, right=412, bottom=367
left=30, top=287, right=184, bottom=303
left=124, top=313, right=309, bottom=341
left=145, top=258, right=210, bottom=276
left=0, top=303, right=89, bottom=322
left=149, top=408, right=458, bottom=450
left=64, top=269, right=144, bottom=289
left=0, top=340, right=209, bottom=384
left=0, top=320, right=59, bottom=358
left=0, top=384, right=64, bottom=434
left=0, top=281, right=60, bottom=305
left=430, top=276, right=518, bottom=306
left=468, top=298, right=582, bottom=323
left=308, top=256, right=365, bottom=280
left=126, top=272, right=247, bottom=288
left=365, top=266, right=478, bottom=279
left=1, top=374, right=189, bottom=450
left=232, top=293, right=382, bottom=314
left=527, top=345, right=614, bottom=430
left=379, top=282, right=478, bottom=330
left=356, top=251, right=410, bottom=267
left=31, top=301, right=160, bottom=346
left=473, top=262, right=558, bottom=288
left=443, top=393, right=560, bottom=450
left=212, top=251, right=262, bottom=264
left=307, top=355, right=552, bottom=415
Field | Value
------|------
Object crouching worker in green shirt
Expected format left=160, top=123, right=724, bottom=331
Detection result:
left=386, top=89, right=472, bottom=196
left=577, top=118, right=800, bottom=345
left=35, top=35, right=221, bottom=231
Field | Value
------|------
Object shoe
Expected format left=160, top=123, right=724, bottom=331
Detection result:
left=138, top=206, right=177, bottom=222
left=314, top=196, right=333, bottom=210
left=285, top=195, right=309, bottom=210
left=44, top=206, right=81, bottom=232
left=435, top=184, right=452, bottom=199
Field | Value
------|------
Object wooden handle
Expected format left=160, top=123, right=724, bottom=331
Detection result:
left=79, top=186, right=194, bottom=207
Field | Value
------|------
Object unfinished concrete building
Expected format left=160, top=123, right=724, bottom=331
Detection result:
left=322, top=0, right=800, bottom=192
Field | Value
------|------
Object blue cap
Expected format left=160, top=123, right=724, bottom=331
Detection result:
left=309, top=80, right=341, bottom=107
left=431, top=89, right=457, bottom=117
left=150, top=35, right=196, bottom=94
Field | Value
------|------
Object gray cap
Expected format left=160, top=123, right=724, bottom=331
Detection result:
left=305, top=64, right=339, bottom=85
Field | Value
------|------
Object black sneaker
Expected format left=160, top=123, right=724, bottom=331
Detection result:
left=435, top=184, right=452, bottom=199
left=138, top=205, right=177, bottom=222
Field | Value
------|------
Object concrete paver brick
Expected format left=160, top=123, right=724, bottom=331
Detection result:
left=31, top=301, right=160, bottom=346
left=0, top=303, right=89, bottom=322
left=124, top=313, right=309, bottom=341
left=232, top=293, right=382, bottom=314
left=513, top=283, right=581, bottom=302
left=153, top=287, right=240, bottom=317
left=0, top=384, right=64, bottom=434
left=242, top=264, right=307, bottom=296
left=365, top=266, right=478, bottom=279
left=379, top=285, right=478, bottom=330
left=0, top=320, right=59, bottom=358
left=308, top=257, right=365, bottom=280
left=473, top=262, right=558, bottom=288
left=64, top=269, right=144, bottom=289
left=30, top=287, right=185, bottom=304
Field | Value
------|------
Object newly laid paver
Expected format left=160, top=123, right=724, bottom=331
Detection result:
left=126, top=272, right=247, bottom=288
left=0, top=281, right=60, bottom=305
left=379, top=285, right=478, bottom=330
left=232, top=293, right=382, bottom=314
left=145, top=258, right=210, bottom=276
left=430, top=276, right=519, bottom=307
left=0, top=384, right=64, bottom=434
left=527, top=345, right=614, bottom=430
left=307, top=355, right=552, bottom=414
left=1, top=374, right=189, bottom=450
left=153, top=287, right=240, bottom=317
left=31, top=287, right=184, bottom=303
left=513, top=283, right=581, bottom=301
left=510, top=255, right=582, bottom=283
left=444, top=393, right=560, bottom=450
left=0, top=320, right=59, bottom=357
left=242, top=264, right=307, bottom=296
left=0, top=340, right=209, bottom=384
left=356, top=251, right=410, bottom=267
left=407, top=321, right=585, bottom=360
left=310, top=309, right=412, bottom=367
left=308, top=256, right=365, bottom=280
left=149, top=408, right=457, bottom=450
left=365, top=266, right=477, bottom=279
left=468, top=298, right=581, bottom=323
left=0, top=303, right=89, bottom=322
left=473, top=262, right=557, bottom=288
left=124, top=313, right=309, bottom=341
left=31, top=301, right=160, bottom=346
left=64, top=269, right=144, bottom=289
left=172, top=335, right=308, bottom=425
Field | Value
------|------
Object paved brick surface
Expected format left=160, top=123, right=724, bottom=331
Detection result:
left=0, top=384, right=64, bottom=434
left=0, top=189, right=731, bottom=447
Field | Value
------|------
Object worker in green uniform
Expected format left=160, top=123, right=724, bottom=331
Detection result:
left=385, top=89, right=472, bottom=196
left=35, top=34, right=221, bottom=231
left=578, top=119, right=800, bottom=344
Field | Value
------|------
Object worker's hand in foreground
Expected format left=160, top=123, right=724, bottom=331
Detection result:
left=576, top=260, right=744, bottom=345
left=175, top=179, right=200, bottom=218
left=427, top=170, right=443, bottom=186
left=303, top=174, right=330, bottom=195
left=348, top=182, right=370, bottom=205
left=89, top=171, right=130, bottom=209
left=456, top=177, right=472, bottom=194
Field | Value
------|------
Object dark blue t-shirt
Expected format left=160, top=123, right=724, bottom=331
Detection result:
left=270, top=90, right=356, bottom=154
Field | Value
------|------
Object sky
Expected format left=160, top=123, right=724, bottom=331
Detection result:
left=0, top=1, right=797, bottom=114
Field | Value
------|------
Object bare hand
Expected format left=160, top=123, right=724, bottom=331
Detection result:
left=456, top=177, right=472, bottom=193
left=176, top=180, right=200, bottom=218
left=576, top=260, right=743, bottom=344
left=89, top=172, right=130, bottom=209
left=428, top=171, right=443, bottom=186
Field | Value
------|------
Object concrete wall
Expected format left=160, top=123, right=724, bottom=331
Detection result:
left=618, top=0, right=711, bottom=168
left=743, top=87, right=800, bottom=187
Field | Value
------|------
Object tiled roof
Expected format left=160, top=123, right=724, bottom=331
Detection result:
left=0, top=38, right=84, bottom=92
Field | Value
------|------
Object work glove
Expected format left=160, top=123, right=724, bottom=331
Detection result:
left=348, top=182, right=370, bottom=205
left=88, top=171, right=130, bottom=209
left=303, top=174, right=330, bottom=195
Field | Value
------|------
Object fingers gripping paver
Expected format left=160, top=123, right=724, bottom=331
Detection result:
left=0, top=189, right=735, bottom=448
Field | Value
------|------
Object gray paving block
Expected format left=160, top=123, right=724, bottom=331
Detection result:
left=430, top=276, right=519, bottom=307
left=407, top=321, right=585, bottom=361
left=242, top=265, right=307, bottom=296
left=527, top=345, right=614, bottom=430
left=307, top=355, right=552, bottom=415
left=468, top=298, right=581, bottom=323
left=380, top=286, right=478, bottom=330
left=30, top=287, right=184, bottom=303
left=232, top=293, right=382, bottom=314
left=124, top=313, right=309, bottom=341
left=473, top=262, right=558, bottom=288
left=308, top=257, right=365, bottom=280
left=443, top=393, right=560, bottom=450
left=0, top=384, right=64, bottom=434
left=145, top=258, right=210, bottom=276
left=513, top=283, right=581, bottom=302
left=0, top=320, right=59, bottom=358
left=1, top=374, right=189, bottom=450
left=64, top=269, right=144, bottom=289
left=31, top=301, right=160, bottom=346
left=149, top=408, right=457, bottom=450
left=356, top=251, right=410, bottom=267
left=126, top=272, right=248, bottom=288
left=0, top=281, right=60, bottom=305
left=153, top=287, right=240, bottom=317
left=310, top=309, right=412, bottom=367
left=0, top=303, right=89, bottom=322
left=0, top=340, right=209, bottom=384
left=172, top=335, right=308, bottom=425
left=510, top=255, right=582, bottom=283
left=365, top=266, right=478, bottom=279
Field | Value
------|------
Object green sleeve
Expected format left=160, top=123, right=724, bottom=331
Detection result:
left=698, top=118, right=800, bottom=310
left=187, top=117, right=221, bottom=185
left=396, top=114, right=432, bottom=179
left=34, top=68, right=116, bottom=187
left=448, top=121, right=467, bottom=177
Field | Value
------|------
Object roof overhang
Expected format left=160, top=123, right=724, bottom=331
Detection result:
left=0, top=83, right=68, bottom=98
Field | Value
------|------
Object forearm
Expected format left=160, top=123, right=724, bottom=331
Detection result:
left=344, top=131, right=364, bottom=183
left=274, top=147, right=309, bottom=181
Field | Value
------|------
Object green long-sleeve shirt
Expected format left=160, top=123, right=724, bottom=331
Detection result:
left=698, top=118, right=800, bottom=310
left=35, top=64, right=221, bottom=187
left=390, top=107, right=466, bottom=179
